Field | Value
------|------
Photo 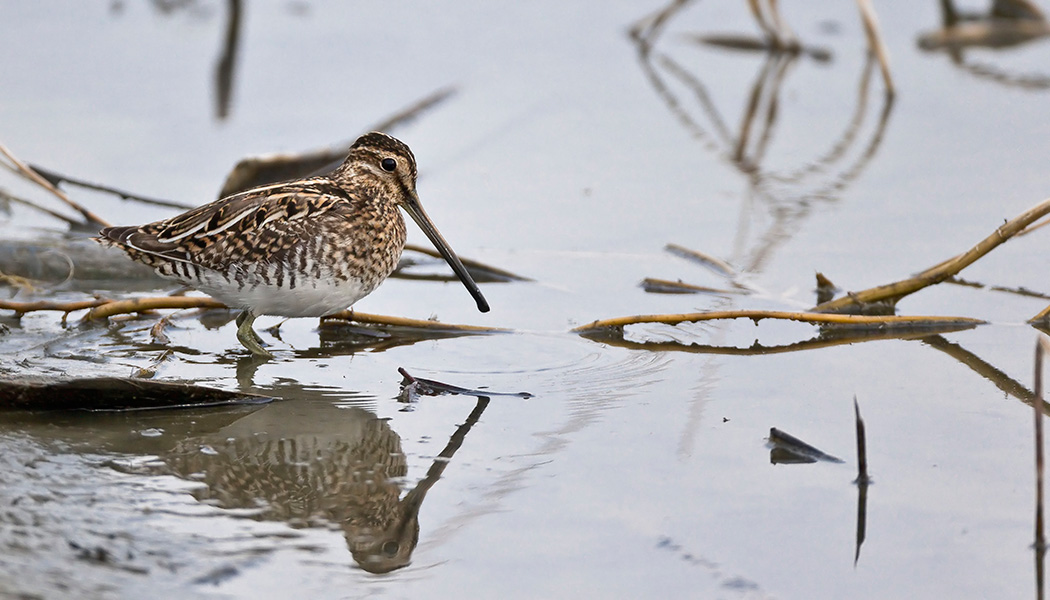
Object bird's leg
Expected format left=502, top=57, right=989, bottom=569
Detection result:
left=236, top=310, right=273, bottom=358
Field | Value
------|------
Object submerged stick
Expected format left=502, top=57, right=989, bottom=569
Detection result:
left=814, top=196, right=1050, bottom=313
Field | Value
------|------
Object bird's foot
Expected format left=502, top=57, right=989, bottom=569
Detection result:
left=236, top=311, right=274, bottom=359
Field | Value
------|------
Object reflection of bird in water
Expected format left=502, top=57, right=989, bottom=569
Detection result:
left=158, top=397, right=489, bottom=574
left=163, top=406, right=412, bottom=572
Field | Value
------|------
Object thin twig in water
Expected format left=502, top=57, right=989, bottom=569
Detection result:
left=27, top=163, right=194, bottom=210
left=664, top=243, right=736, bottom=278
left=641, top=278, right=740, bottom=295
left=0, top=142, right=111, bottom=227
left=0, top=188, right=83, bottom=226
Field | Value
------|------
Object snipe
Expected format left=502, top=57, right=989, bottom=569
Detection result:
left=97, top=132, right=489, bottom=358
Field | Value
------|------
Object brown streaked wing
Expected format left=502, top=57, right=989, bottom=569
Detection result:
left=117, top=179, right=352, bottom=268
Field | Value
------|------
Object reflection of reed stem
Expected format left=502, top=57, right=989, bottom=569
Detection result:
left=854, top=396, right=870, bottom=567
left=1034, top=336, right=1049, bottom=599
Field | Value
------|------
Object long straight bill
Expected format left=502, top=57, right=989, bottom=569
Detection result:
left=402, top=194, right=490, bottom=313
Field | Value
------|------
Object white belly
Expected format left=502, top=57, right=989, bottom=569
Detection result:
left=192, top=264, right=377, bottom=317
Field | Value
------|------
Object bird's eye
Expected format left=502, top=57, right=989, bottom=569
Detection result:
left=381, top=158, right=397, bottom=172
left=381, top=541, right=400, bottom=556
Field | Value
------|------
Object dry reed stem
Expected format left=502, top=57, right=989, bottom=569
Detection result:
left=571, top=309, right=985, bottom=334
left=814, top=196, right=1050, bottom=313
left=0, top=142, right=112, bottom=227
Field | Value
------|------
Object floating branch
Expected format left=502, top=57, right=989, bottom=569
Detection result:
left=947, top=276, right=1050, bottom=301
left=641, top=278, right=741, bottom=295
left=325, top=310, right=509, bottom=334
left=573, top=309, right=985, bottom=334
left=0, top=297, right=111, bottom=317
left=686, top=33, right=831, bottom=61
left=83, top=296, right=227, bottom=320
left=664, top=243, right=736, bottom=278
left=814, top=196, right=1050, bottom=313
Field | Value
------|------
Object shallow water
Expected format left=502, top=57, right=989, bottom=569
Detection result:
left=3, top=1, right=1050, bottom=598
